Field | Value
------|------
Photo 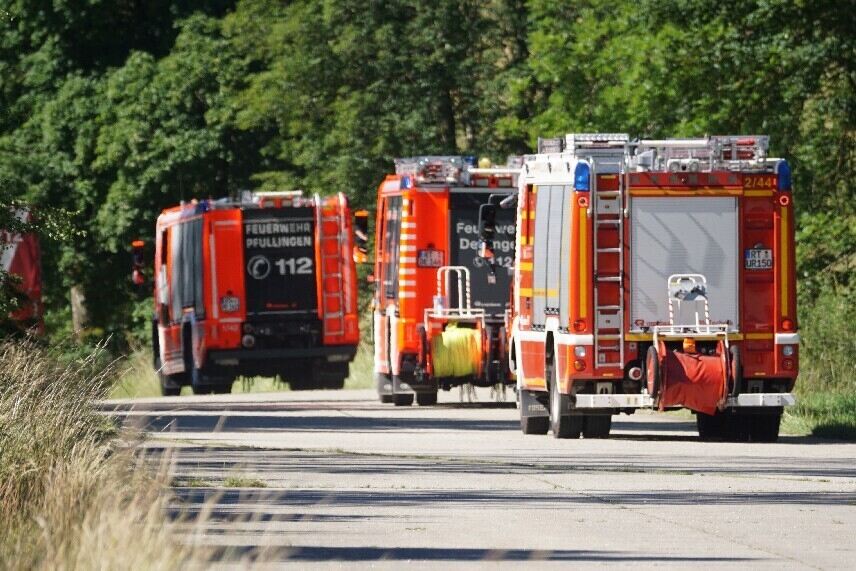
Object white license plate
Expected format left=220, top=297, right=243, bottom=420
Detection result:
left=417, top=249, right=443, bottom=268
left=744, top=248, right=773, bottom=270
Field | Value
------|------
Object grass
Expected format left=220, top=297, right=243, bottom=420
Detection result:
left=223, top=476, right=267, bottom=488
left=0, top=339, right=200, bottom=569
left=791, top=289, right=856, bottom=439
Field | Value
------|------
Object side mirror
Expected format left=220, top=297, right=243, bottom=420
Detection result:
left=477, top=204, right=497, bottom=263
left=131, top=239, right=146, bottom=286
left=353, top=209, right=369, bottom=263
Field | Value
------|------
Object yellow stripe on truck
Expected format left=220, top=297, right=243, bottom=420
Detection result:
left=780, top=208, right=789, bottom=315
left=579, top=208, right=587, bottom=318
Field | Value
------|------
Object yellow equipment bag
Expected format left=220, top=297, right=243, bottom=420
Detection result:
left=431, top=323, right=481, bottom=378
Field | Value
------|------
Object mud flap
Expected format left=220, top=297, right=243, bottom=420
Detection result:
left=520, top=389, right=548, bottom=419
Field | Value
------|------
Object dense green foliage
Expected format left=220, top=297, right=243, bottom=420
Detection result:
left=0, top=1, right=853, bottom=355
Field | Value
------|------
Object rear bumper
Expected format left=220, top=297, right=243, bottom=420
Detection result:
left=209, top=345, right=356, bottom=365
left=573, top=392, right=796, bottom=409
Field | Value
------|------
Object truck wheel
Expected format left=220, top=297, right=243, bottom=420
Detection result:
left=696, top=412, right=726, bottom=441
left=320, top=364, right=347, bottom=390
left=645, top=345, right=661, bottom=398
left=582, top=415, right=612, bottom=438
left=549, top=362, right=581, bottom=439
left=723, top=413, right=751, bottom=442
left=393, top=393, right=414, bottom=406
left=289, top=378, right=313, bottom=391
left=749, top=411, right=782, bottom=442
left=416, top=392, right=438, bottom=406
left=160, top=377, right=181, bottom=397
left=376, top=372, right=393, bottom=403
left=210, top=379, right=233, bottom=395
left=520, top=415, right=549, bottom=435
left=729, top=345, right=742, bottom=394
left=155, top=355, right=181, bottom=397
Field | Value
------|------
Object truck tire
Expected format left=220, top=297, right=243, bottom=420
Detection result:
left=416, top=391, right=438, bottom=406
left=749, top=411, right=782, bottom=442
left=392, top=393, right=414, bottom=407
left=725, top=413, right=751, bottom=442
left=155, top=356, right=182, bottom=397
left=520, top=415, right=549, bottom=435
left=645, top=345, right=661, bottom=398
left=696, top=412, right=726, bottom=441
left=289, top=378, right=313, bottom=391
left=549, top=361, right=581, bottom=439
left=320, top=363, right=348, bottom=390
left=376, top=372, right=393, bottom=403
left=582, top=415, right=612, bottom=438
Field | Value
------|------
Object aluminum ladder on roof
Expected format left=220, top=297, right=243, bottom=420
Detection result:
left=591, top=151, right=627, bottom=370
left=315, top=194, right=346, bottom=337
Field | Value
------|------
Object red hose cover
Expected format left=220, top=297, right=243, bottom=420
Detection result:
left=660, top=350, right=727, bottom=415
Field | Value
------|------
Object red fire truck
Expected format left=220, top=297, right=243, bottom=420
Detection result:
left=481, top=134, right=797, bottom=441
left=148, top=191, right=360, bottom=395
left=370, top=157, right=520, bottom=406
left=1, top=209, right=43, bottom=333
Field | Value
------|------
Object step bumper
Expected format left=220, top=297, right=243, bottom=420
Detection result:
left=573, top=392, right=796, bottom=409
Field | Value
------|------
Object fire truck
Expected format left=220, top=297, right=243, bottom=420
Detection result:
left=481, top=134, right=797, bottom=441
left=370, top=156, right=520, bottom=406
left=1, top=209, right=43, bottom=333
left=148, top=191, right=360, bottom=395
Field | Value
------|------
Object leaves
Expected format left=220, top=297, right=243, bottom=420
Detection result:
left=0, top=0, right=852, bottom=338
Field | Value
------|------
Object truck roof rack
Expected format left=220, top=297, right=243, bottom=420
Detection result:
left=632, top=136, right=775, bottom=173
left=394, top=156, right=521, bottom=186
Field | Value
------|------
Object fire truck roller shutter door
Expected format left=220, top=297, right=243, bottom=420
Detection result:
left=170, top=218, right=205, bottom=320
left=545, top=186, right=568, bottom=313
left=630, top=197, right=740, bottom=328
left=448, top=192, right=515, bottom=319
left=558, top=185, right=572, bottom=327
left=383, top=197, right=403, bottom=301
left=532, top=185, right=552, bottom=327
left=243, top=207, right=318, bottom=316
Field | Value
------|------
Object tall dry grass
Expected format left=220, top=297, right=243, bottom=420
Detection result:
left=0, top=340, right=197, bottom=569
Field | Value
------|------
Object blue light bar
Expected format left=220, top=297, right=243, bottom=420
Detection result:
left=574, top=162, right=591, bottom=191
left=776, top=160, right=792, bottom=192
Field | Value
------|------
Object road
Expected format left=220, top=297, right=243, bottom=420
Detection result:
left=103, top=389, right=856, bottom=569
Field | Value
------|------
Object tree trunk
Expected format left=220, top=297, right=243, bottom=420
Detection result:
left=70, top=285, right=90, bottom=339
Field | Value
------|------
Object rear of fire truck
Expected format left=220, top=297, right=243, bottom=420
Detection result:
left=151, top=191, right=359, bottom=395
left=501, top=134, right=797, bottom=441
left=370, top=156, right=519, bottom=406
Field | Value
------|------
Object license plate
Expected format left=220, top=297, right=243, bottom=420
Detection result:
left=417, top=249, right=444, bottom=268
left=744, top=248, right=773, bottom=270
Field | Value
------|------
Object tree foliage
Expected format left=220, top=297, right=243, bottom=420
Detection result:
left=0, top=0, right=852, bottom=338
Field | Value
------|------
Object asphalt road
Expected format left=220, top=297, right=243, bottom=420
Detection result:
left=104, top=389, right=856, bottom=569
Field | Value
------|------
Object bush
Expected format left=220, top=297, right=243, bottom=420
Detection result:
left=793, top=289, right=856, bottom=439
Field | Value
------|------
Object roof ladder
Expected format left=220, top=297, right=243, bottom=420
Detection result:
left=315, top=195, right=346, bottom=337
left=592, top=155, right=627, bottom=370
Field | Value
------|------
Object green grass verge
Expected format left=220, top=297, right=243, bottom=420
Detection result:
left=223, top=476, right=267, bottom=488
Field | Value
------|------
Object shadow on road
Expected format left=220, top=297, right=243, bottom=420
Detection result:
left=171, top=487, right=856, bottom=511
left=201, top=544, right=757, bottom=563
left=117, top=412, right=520, bottom=433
